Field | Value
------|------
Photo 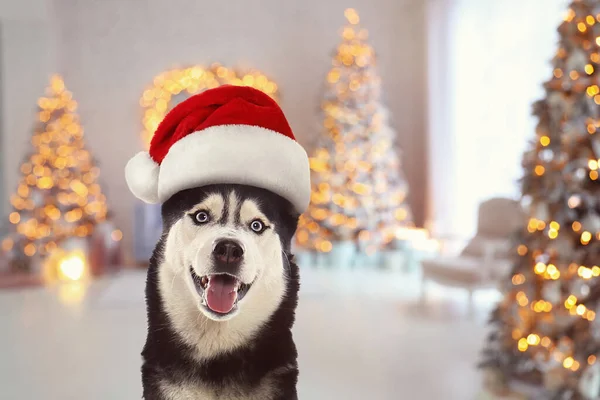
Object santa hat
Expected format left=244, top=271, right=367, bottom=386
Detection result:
left=125, top=85, right=311, bottom=213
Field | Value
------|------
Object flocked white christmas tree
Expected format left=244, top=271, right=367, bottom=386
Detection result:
left=295, top=8, right=413, bottom=255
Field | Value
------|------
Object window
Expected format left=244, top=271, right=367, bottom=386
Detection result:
left=427, top=0, right=569, bottom=239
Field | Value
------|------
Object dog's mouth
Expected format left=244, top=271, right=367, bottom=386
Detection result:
left=190, top=267, right=252, bottom=316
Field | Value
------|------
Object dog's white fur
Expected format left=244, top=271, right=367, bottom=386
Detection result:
left=159, top=364, right=294, bottom=400
left=157, top=191, right=288, bottom=361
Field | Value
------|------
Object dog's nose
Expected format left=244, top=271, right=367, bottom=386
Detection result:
left=212, top=239, right=244, bottom=266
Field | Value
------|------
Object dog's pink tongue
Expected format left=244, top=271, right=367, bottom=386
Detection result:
left=206, top=275, right=238, bottom=314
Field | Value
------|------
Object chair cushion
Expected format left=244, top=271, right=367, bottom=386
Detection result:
left=422, top=256, right=512, bottom=285
left=460, top=236, right=511, bottom=259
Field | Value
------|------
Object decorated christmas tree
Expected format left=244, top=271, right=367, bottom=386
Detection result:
left=295, top=9, right=413, bottom=255
left=480, top=2, right=600, bottom=398
left=1, top=75, right=118, bottom=274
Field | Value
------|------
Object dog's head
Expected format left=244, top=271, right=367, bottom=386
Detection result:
left=158, top=184, right=299, bottom=323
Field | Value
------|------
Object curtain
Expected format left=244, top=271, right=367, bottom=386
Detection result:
left=427, top=0, right=570, bottom=240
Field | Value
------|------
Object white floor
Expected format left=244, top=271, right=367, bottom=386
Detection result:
left=0, top=266, right=498, bottom=400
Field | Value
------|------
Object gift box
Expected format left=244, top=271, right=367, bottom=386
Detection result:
left=133, top=201, right=163, bottom=264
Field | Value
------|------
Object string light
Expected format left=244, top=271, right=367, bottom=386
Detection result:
left=141, top=64, right=279, bottom=146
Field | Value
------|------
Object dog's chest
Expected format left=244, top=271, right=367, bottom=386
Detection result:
left=160, top=378, right=278, bottom=400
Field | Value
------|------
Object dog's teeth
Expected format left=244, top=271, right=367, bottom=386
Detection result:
left=201, top=276, right=208, bottom=289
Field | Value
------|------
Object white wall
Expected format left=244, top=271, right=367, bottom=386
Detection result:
left=1, top=18, right=54, bottom=215
left=4, top=0, right=427, bottom=261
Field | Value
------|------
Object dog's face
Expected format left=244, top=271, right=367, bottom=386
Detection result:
left=159, top=184, right=299, bottom=324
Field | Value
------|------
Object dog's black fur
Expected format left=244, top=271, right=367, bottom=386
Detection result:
left=140, top=184, right=301, bottom=400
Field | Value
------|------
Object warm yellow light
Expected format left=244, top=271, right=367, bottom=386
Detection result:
left=58, top=250, right=87, bottom=281
left=591, top=170, right=599, bottom=180
left=517, top=244, right=528, bottom=256
left=564, top=357, right=575, bottom=369
left=36, top=176, right=53, bottom=189
left=512, top=273, right=525, bottom=285
left=534, top=262, right=547, bottom=274
left=540, top=136, right=550, bottom=146
left=537, top=220, right=546, bottom=230
left=24, top=243, right=36, bottom=256
left=9, top=212, right=20, bottom=224
left=534, top=165, right=545, bottom=176
left=582, top=231, right=592, bottom=244
left=527, top=334, right=541, bottom=345
left=344, top=8, right=360, bottom=25
left=394, top=208, right=408, bottom=221
left=577, top=304, right=587, bottom=316
left=579, top=266, right=593, bottom=279
left=578, top=22, right=588, bottom=32
left=570, top=71, right=580, bottom=80
left=518, top=338, right=528, bottom=352
left=516, top=291, right=529, bottom=306
left=589, top=355, right=597, bottom=365
left=586, top=64, right=595, bottom=75
left=554, top=68, right=564, bottom=78
left=587, top=310, right=596, bottom=321
left=590, top=159, right=599, bottom=170
left=588, top=15, right=596, bottom=25
left=546, top=263, right=558, bottom=277
left=541, top=337, right=552, bottom=347
left=564, top=8, right=575, bottom=22
left=565, top=295, right=578, bottom=309
left=572, top=221, right=582, bottom=231
left=548, top=229, right=558, bottom=239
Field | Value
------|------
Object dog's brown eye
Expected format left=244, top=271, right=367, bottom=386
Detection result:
left=193, top=210, right=210, bottom=224
left=250, top=220, right=265, bottom=233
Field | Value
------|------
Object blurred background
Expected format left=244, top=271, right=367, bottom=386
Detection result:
left=3, top=0, right=599, bottom=399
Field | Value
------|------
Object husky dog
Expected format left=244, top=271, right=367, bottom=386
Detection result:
left=141, top=184, right=301, bottom=400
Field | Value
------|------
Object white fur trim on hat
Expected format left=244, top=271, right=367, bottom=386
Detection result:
left=125, top=151, right=160, bottom=204
left=157, top=125, right=311, bottom=212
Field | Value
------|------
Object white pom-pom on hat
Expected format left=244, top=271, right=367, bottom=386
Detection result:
left=125, top=151, right=160, bottom=204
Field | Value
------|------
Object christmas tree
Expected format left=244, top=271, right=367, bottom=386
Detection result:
left=481, top=2, right=600, bottom=398
left=295, top=8, right=413, bottom=255
left=1, top=75, right=112, bottom=273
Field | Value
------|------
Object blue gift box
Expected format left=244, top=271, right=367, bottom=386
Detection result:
left=380, top=250, right=407, bottom=270
left=293, top=251, right=314, bottom=268
left=326, top=241, right=357, bottom=268
left=354, top=251, right=381, bottom=268
left=133, top=202, right=163, bottom=263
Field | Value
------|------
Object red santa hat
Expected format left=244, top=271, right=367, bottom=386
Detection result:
left=125, top=85, right=311, bottom=213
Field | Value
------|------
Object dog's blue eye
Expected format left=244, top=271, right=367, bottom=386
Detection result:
left=194, top=211, right=210, bottom=224
left=250, top=220, right=265, bottom=233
